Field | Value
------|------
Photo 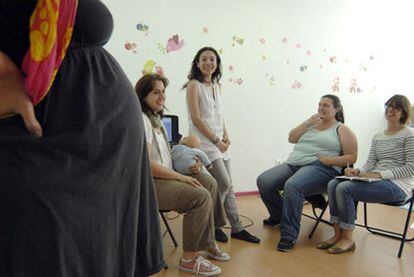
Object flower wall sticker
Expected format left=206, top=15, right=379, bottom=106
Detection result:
left=291, top=80, right=302, bottom=90
left=157, top=43, right=166, bottom=54
left=142, top=59, right=156, bottom=75
left=232, top=35, right=244, bottom=47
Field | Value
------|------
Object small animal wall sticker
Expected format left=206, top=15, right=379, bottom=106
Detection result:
left=306, top=50, right=312, bottom=56
left=142, top=60, right=156, bottom=75
left=136, top=22, right=149, bottom=35
left=155, top=66, right=164, bottom=77
left=299, top=65, right=308, bottom=72
left=349, top=78, right=357, bottom=93
left=232, top=35, right=244, bottom=47
left=157, top=43, right=166, bottom=54
left=124, top=41, right=137, bottom=53
left=202, top=27, right=209, bottom=34
left=329, top=56, right=337, bottom=63
left=282, top=37, right=288, bottom=43
left=166, top=34, right=184, bottom=53
left=291, top=80, right=302, bottom=90
left=331, top=77, right=340, bottom=92
left=259, top=38, right=266, bottom=44
left=228, top=78, right=243, bottom=85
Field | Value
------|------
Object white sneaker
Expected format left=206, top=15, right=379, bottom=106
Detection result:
left=178, top=255, right=222, bottom=276
left=204, top=248, right=230, bottom=261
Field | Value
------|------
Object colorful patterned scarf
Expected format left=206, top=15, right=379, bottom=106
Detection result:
left=22, top=0, right=78, bottom=105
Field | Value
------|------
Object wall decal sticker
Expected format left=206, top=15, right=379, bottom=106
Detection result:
left=166, top=34, right=184, bottom=53
left=124, top=41, right=137, bottom=53
left=232, top=35, right=244, bottom=46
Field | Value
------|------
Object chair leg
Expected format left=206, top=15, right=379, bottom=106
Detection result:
left=160, top=211, right=178, bottom=247
left=308, top=203, right=329, bottom=239
left=398, top=198, right=414, bottom=258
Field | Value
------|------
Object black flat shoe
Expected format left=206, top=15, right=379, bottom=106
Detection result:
left=215, top=229, right=228, bottom=243
left=263, top=217, right=281, bottom=226
left=231, top=229, right=260, bottom=244
left=277, top=238, right=295, bottom=252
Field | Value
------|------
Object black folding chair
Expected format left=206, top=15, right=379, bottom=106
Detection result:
left=308, top=189, right=414, bottom=258
left=159, top=210, right=178, bottom=247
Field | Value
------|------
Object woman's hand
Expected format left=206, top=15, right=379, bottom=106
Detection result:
left=189, top=157, right=202, bottom=174
left=307, top=113, right=323, bottom=127
left=344, top=168, right=359, bottom=177
left=216, top=140, right=229, bottom=153
left=0, top=52, right=42, bottom=137
left=360, top=172, right=382, bottom=179
left=222, top=135, right=230, bottom=145
left=177, top=174, right=202, bottom=187
left=318, top=156, right=332, bottom=166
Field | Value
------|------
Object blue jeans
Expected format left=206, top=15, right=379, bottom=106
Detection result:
left=328, top=179, right=407, bottom=230
left=257, top=160, right=339, bottom=241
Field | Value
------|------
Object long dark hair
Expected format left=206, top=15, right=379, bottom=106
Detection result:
left=321, top=94, right=345, bottom=123
left=135, top=74, right=169, bottom=117
left=182, top=46, right=222, bottom=89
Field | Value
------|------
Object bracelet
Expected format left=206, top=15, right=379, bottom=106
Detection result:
left=304, top=120, right=311, bottom=128
left=212, top=136, right=220, bottom=145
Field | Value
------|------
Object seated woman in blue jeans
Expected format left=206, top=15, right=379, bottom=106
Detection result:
left=257, top=94, right=358, bottom=252
left=318, top=94, right=414, bottom=254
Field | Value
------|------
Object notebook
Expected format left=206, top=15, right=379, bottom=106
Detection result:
left=335, top=176, right=382, bottom=183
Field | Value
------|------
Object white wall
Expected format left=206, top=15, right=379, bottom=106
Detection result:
left=102, top=0, right=413, bottom=192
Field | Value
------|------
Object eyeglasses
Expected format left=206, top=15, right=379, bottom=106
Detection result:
left=384, top=104, right=402, bottom=112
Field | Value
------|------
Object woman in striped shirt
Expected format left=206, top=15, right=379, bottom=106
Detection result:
left=318, top=94, right=414, bottom=254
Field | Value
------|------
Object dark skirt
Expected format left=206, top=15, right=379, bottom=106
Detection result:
left=0, top=46, right=164, bottom=277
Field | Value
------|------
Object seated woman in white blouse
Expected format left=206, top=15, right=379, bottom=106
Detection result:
left=135, top=73, right=229, bottom=276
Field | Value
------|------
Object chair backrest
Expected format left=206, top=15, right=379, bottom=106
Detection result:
left=162, top=114, right=181, bottom=146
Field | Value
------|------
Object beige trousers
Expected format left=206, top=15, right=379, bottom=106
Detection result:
left=154, top=172, right=225, bottom=251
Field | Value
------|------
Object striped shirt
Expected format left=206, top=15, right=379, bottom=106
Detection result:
left=359, top=127, right=414, bottom=197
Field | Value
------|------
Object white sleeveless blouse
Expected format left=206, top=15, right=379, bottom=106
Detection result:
left=187, top=81, right=230, bottom=162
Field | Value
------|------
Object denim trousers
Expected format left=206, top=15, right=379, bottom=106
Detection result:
left=328, top=179, right=407, bottom=230
left=257, top=160, right=339, bottom=241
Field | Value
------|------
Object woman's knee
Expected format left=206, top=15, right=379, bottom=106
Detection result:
left=192, top=187, right=213, bottom=208
left=335, top=181, right=353, bottom=199
left=327, top=179, right=340, bottom=194
left=256, top=171, right=276, bottom=192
